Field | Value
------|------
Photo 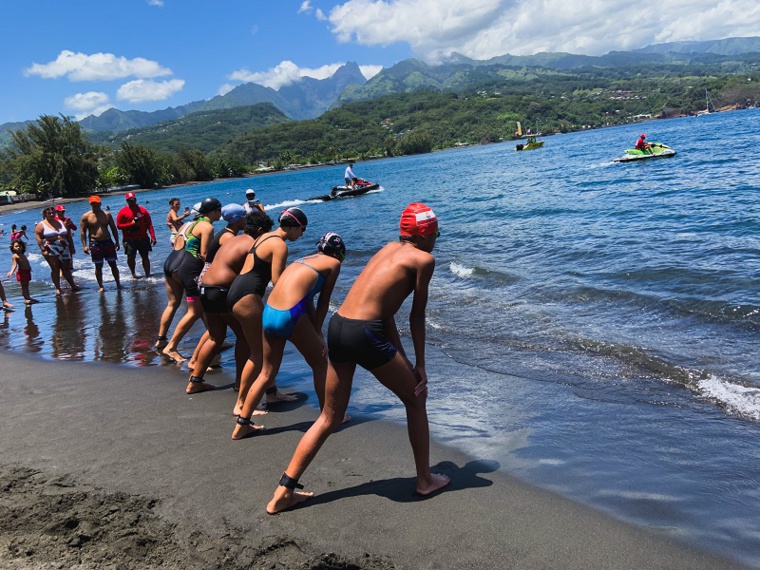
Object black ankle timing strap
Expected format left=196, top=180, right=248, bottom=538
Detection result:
left=278, top=472, right=303, bottom=490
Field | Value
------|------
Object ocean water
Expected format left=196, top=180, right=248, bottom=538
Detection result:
left=1, top=108, right=760, bottom=566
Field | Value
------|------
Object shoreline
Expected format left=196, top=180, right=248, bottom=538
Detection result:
left=0, top=179, right=221, bottom=218
left=0, top=350, right=747, bottom=569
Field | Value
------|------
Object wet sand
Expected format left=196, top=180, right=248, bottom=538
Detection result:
left=0, top=351, right=747, bottom=569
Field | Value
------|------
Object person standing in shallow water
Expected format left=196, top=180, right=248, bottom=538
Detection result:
left=116, top=192, right=157, bottom=278
left=267, top=203, right=450, bottom=514
left=35, top=207, right=80, bottom=296
left=80, top=195, right=121, bottom=292
left=166, top=197, right=190, bottom=245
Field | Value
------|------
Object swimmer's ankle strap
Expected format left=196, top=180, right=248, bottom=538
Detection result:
left=189, top=375, right=205, bottom=384
left=156, top=335, right=168, bottom=341
left=265, top=386, right=278, bottom=395
left=236, top=416, right=253, bottom=426
left=278, top=472, right=303, bottom=490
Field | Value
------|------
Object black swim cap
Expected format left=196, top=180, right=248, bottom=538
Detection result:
left=317, top=231, right=346, bottom=262
left=279, top=207, right=307, bottom=228
left=199, top=197, right=222, bottom=215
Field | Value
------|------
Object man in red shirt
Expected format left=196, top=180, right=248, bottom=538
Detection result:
left=116, top=192, right=157, bottom=278
left=635, top=133, right=652, bottom=154
left=55, top=204, right=77, bottom=268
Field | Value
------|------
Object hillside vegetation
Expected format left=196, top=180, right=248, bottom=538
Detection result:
left=89, top=103, right=291, bottom=154
left=216, top=66, right=760, bottom=166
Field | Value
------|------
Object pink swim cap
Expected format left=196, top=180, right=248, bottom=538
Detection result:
left=399, top=203, right=438, bottom=237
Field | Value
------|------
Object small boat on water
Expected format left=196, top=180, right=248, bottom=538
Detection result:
left=309, top=180, right=380, bottom=201
left=695, top=89, right=714, bottom=117
left=514, top=122, right=544, bottom=151
left=613, top=142, right=676, bottom=162
left=516, top=135, right=544, bottom=151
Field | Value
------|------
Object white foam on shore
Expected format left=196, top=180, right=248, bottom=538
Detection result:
left=450, top=261, right=474, bottom=279
left=697, top=376, right=760, bottom=421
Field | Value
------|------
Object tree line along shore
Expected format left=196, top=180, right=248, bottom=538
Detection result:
left=2, top=66, right=759, bottom=202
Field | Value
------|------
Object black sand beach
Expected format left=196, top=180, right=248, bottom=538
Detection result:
left=0, top=351, right=747, bottom=569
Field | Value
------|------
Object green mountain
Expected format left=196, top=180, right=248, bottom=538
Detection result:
left=88, top=103, right=291, bottom=154
left=0, top=120, right=32, bottom=148
left=338, top=41, right=760, bottom=106
left=633, top=36, right=760, bottom=55
left=77, top=61, right=366, bottom=134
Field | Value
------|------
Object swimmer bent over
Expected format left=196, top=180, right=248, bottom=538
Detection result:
left=267, top=203, right=450, bottom=514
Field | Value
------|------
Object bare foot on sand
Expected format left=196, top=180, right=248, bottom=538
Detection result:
left=186, top=380, right=216, bottom=394
left=2, top=301, right=14, bottom=311
left=231, top=420, right=265, bottom=440
left=232, top=402, right=268, bottom=416
left=162, top=347, right=186, bottom=363
left=266, top=390, right=298, bottom=404
left=266, top=487, right=314, bottom=515
left=416, top=473, right=451, bottom=497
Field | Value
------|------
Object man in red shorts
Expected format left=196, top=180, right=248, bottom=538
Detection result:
left=81, top=195, right=121, bottom=291
left=116, top=192, right=156, bottom=279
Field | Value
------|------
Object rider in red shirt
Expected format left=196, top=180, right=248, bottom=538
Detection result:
left=116, top=192, right=157, bottom=278
left=635, top=133, right=652, bottom=154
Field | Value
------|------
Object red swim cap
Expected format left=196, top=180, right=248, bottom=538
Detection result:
left=400, top=203, right=438, bottom=237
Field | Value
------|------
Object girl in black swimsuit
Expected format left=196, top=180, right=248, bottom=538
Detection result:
left=229, top=207, right=308, bottom=418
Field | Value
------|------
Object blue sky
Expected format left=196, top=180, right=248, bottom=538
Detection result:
left=1, top=0, right=758, bottom=125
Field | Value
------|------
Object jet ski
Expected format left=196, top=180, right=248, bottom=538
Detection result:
left=309, top=180, right=380, bottom=201
left=613, top=142, right=676, bottom=162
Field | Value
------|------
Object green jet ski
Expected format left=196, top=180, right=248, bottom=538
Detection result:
left=613, top=142, right=676, bottom=162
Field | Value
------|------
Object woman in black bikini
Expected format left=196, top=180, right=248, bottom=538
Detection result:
left=228, top=207, right=308, bottom=417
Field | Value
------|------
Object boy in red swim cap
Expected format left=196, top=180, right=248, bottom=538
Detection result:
left=267, top=202, right=450, bottom=515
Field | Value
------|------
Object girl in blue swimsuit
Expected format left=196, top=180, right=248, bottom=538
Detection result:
left=233, top=232, right=346, bottom=440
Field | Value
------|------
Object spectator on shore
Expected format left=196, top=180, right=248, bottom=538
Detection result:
left=55, top=204, right=77, bottom=270
left=166, top=197, right=190, bottom=245
left=7, top=238, right=38, bottom=305
left=80, top=196, right=121, bottom=292
left=116, top=192, right=157, bottom=279
left=35, top=207, right=80, bottom=296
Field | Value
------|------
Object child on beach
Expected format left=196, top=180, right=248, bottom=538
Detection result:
left=7, top=239, right=38, bottom=305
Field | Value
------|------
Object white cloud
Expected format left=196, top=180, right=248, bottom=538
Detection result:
left=315, top=8, right=327, bottom=20
left=359, top=65, right=384, bottom=79
left=229, top=61, right=347, bottom=89
left=325, top=0, right=760, bottom=60
left=25, top=50, right=172, bottom=82
left=116, top=79, right=185, bottom=103
left=64, top=91, right=112, bottom=120
left=217, top=83, right=236, bottom=96
left=147, top=0, right=164, bottom=6
left=298, top=1, right=312, bottom=14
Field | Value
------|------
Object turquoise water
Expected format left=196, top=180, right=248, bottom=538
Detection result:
left=2, top=108, right=760, bottom=565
